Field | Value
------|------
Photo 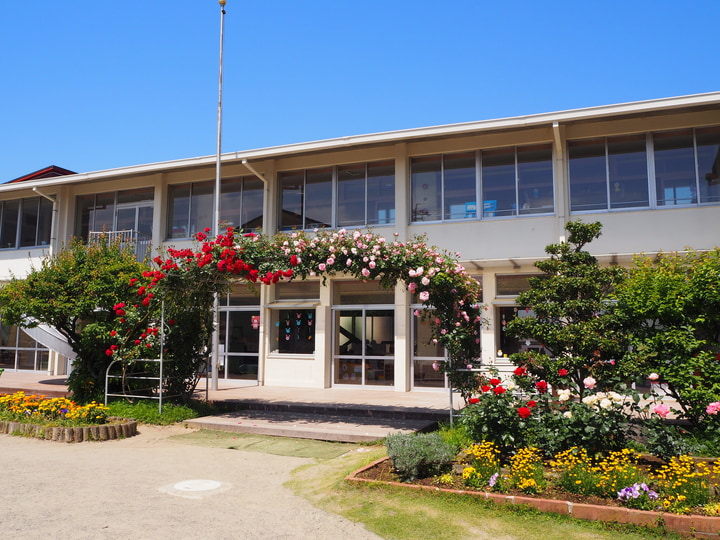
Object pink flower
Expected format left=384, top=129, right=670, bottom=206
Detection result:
left=648, top=373, right=660, bottom=381
left=419, top=291, right=430, bottom=301
left=583, top=376, right=597, bottom=390
left=652, top=404, right=671, bottom=418
left=361, top=268, right=371, bottom=277
left=707, top=402, right=720, bottom=415
left=408, top=282, right=417, bottom=293
left=318, top=263, right=326, bottom=271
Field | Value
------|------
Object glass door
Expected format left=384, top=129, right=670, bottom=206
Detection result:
left=333, top=308, right=394, bottom=386
left=219, top=309, right=260, bottom=380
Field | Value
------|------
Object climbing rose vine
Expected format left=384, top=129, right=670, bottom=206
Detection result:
left=108, top=227, right=485, bottom=401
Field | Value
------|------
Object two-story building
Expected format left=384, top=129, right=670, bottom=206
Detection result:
left=1, top=92, right=719, bottom=394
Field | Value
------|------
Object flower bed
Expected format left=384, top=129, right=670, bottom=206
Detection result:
left=0, top=391, right=137, bottom=442
left=348, top=456, right=720, bottom=538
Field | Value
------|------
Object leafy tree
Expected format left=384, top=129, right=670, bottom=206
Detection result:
left=0, top=239, right=147, bottom=402
left=614, top=249, right=720, bottom=426
left=505, top=221, right=629, bottom=395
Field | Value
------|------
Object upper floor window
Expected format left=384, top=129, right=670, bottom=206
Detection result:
left=410, top=145, right=554, bottom=222
left=77, top=188, right=154, bottom=240
left=0, top=197, right=52, bottom=249
left=569, top=135, right=649, bottom=212
left=167, top=181, right=213, bottom=239
left=654, top=127, right=720, bottom=206
left=220, top=176, right=264, bottom=232
left=279, top=160, right=395, bottom=231
left=568, top=126, right=720, bottom=213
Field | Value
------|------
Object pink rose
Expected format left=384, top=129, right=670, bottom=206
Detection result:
left=419, top=291, right=430, bottom=301
left=648, top=373, right=660, bottom=382
left=362, top=268, right=371, bottom=277
left=707, top=402, right=720, bottom=415
left=653, top=404, right=671, bottom=418
left=583, top=376, right=597, bottom=390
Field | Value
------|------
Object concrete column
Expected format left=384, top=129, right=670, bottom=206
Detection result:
left=394, top=282, right=411, bottom=392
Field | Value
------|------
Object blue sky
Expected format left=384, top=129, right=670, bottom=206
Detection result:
left=2, top=1, right=719, bottom=182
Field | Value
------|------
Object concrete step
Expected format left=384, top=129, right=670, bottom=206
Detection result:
left=185, top=409, right=438, bottom=443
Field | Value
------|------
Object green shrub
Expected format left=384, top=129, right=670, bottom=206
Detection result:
left=437, top=422, right=473, bottom=452
left=385, top=432, right=456, bottom=481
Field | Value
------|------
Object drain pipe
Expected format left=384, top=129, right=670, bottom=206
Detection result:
left=241, top=159, right=268, bottom=183
left=32, top=187, right=57, bottom=257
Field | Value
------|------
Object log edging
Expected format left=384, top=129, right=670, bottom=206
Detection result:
left=0, top=416, right=137, bottom=443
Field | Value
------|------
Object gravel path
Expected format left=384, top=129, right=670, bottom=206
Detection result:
left=0, top=424, right=380, bottom=539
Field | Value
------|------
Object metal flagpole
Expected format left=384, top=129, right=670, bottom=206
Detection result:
left=211, top=0, right=227, bottom=392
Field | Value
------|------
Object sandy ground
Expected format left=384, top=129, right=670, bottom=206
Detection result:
left=0, top=424, right=380, bottom=540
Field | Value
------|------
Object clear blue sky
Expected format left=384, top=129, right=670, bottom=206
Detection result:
left=2, top=1, right=719, bottom=182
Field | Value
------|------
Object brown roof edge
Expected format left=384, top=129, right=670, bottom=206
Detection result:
left=7, top=165, right=77, bottom=184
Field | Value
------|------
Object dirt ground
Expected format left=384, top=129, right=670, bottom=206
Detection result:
left=0, top=424, right=380, bottom=540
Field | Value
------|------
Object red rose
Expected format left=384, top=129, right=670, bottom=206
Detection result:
left=489, top=378, right=501, bottom=386
left=536, top=380, right=548, bottom=393
left=105, top=349, right=114, bottom=356
left=526, top=400, right=537, bottom=408
left=514, top=366, right=527, bottom=376
left=517, top=406, right=532, bottom=419
left=110, top=330, right=117, bottom=337
left=493, top=386, right=506, bottom=395
left=480, top=385, right=491, bottom=393
left=468, top=397, right=480, bottom=404
left=558, top=369, right=569, bottom=377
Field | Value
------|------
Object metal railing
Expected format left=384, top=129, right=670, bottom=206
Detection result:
left=88, top=230, right=152, bottom=262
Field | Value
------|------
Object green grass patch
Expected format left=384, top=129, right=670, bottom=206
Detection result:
left=106, top=399, right=204, bottom=425
left=286, top=447, right=683, bottom=540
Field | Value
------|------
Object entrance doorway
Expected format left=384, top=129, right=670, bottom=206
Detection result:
left=218, top=309, right=260, bottom=380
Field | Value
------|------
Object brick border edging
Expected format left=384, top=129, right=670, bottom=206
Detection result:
left=346, top=457, right=720, bottom=538
left=0, top=416, right=138, bottom=443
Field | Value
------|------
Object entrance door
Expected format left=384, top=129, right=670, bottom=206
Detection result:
left=219, top=310, right=260, bottom=380
left=333, top=308, right=394, bottom=386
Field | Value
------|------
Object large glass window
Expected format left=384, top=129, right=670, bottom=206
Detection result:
left=281, top=161, right=394, bottom=230
left=654, top=127, right=720, bottom=206
left=0, top=322, right=49, bottom=372
left=697, top=126, right=720, bottom=204
left=77, top=189, right=154, bottom=240
left=411, top=145, right=553, bottom=222
left=569, top=135, right=649, bottom=212
left=0, top=197, right=53, bottom=249
left=412, top=314, right=446, bottom=388
left=568, top=126, right=720, bottom=213
left=220, top=176, right=264, bottom=231
left=338, top=161, right=395, bottom=227
left=167, top=182, right=213, bottom=239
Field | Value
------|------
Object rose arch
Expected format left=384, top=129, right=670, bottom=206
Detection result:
left=109, top=227, right=485, bottom=401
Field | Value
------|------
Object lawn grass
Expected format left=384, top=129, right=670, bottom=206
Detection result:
left=286, top=446, right=683, bottom=540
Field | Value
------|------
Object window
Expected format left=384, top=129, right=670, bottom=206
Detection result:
left=568, top=126, right=720, bottom=213
left=496, top=274, right=539, bottom=296
left=410, top=145, right=554, bottom=222
left=654, top=127, right=720, bottom=206
left=280, top=161, right=395, bottom=230
left=270, top=282, right=319, bottom=355
left=337, top=161, right=395, bottom=226
left=412, top=314, right=446, bottom=388
left=167, top=182, right=213, bottom=239
left=220, top=176, right=264, bottom=231
left=0, top=197, right=53, bottom=249
left=569, top=135, right=649, bottom=212
left=77, top=189, right=154, bottom=240
left=0, top=322, right=49, bottom=371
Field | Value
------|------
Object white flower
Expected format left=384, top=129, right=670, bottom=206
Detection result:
left=599, top=398, right=613, bottom=410
left=563, top=411, right=572, bottom=418
left=607, top=391, right=623, bottom=403
left=557, top=389, right=572, bottom=402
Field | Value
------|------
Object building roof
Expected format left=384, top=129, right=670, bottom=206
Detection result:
left=6, top=165, right=77, bottom=184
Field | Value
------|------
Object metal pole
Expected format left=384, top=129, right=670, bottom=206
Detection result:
left=211, top=0, right=227, bottom=392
